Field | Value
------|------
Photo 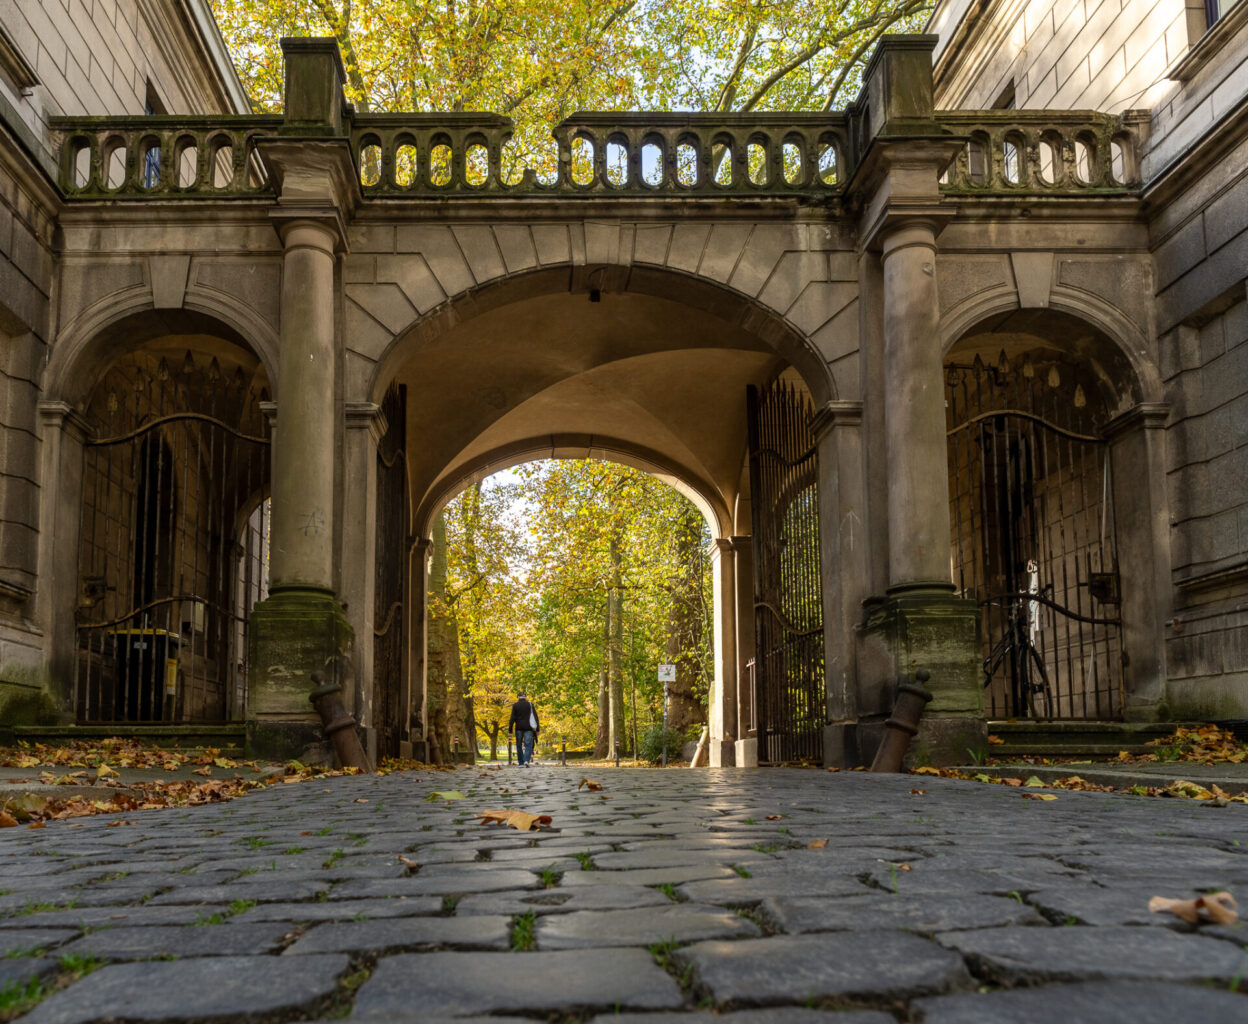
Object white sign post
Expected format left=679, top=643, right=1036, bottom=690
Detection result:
left=658, top=664, right=675, bottom=766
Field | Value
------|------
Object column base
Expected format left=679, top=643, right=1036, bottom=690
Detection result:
left=734, top=737, right=759, bottom=767
left=247, top=587, right=353, bottom=761
left=708, top=740, right=736, bottom=767
left=858, top=587, right=985, bottom=766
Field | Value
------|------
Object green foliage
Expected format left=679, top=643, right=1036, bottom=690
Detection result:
left=510, top=911, right=537, bottom=951
left=638, top=724, right=685, bottom=764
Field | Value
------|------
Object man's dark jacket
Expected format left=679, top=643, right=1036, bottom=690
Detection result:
left=508, top=698, right=539, bottom=734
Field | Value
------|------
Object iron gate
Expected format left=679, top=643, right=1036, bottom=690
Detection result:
left=373, top=385, right=409, bottom=759
left=747, top=380, right=825, bottom=762
left=946, top=352, right=1123, bottom=719
left=76, top=351, right=270, bottom=723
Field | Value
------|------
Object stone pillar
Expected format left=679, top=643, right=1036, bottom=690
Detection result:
left=708, top=539, right=738, bottom=767
left=1104, top=404, right=1171, bottom=720
left=850, top=36, right=983, bottom=766
left=859, top=221, right=983, bottom=765
left=35, top=402, right=89, bottom=716
left=247, top=218, right=352, bottom=760
left=731, top=538, right=758, bottom=768
left=813, top=401, right=867, bottom=767
left=403, top=538, right=432, bottom=762
left=246, top=37, right=359, bottom=761
left=341, top=401, right=383, bottom=760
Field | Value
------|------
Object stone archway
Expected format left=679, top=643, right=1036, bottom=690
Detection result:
left=355, top=271, right=839, bottom=766
left=38, top=313, right=273, bottom=724
left=943, top=308, right=1171, bottom=723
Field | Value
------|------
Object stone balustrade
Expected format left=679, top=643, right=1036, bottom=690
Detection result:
left=54, top=116, right=282, bottom=198
left=52, top=110, right=1139, bottom=201
left=935, top=111, right=1139, bottom=193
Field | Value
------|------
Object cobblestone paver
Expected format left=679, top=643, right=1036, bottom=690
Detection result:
left=2, top=766, right=1246, bottom=1021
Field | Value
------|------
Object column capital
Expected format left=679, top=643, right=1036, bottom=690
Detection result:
left=258, top=138, right=359, bottom=252
left=37, top=400, right=90, bottom=441
left=1102, top=402, right=1170, bottom=442
left=811, top=400, right=864, bottom=440
left=344, top=401, right=386, bottom=445
left=710, top=535, right=751, bottom=557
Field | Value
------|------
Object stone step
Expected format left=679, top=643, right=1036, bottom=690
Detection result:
left=11, top=723, right=246, bottom=756
left=985, top=720, right=1188, bottom=758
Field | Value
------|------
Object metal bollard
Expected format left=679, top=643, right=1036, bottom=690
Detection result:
left=309, top=671, right=372, bottom=771
left=507, top=738, right=513, bottom=765
left=869, top=669, right=934, bottom=773
left=560, top=741, right=567, bottom=766
left=614, top=739, right=620, bottom=768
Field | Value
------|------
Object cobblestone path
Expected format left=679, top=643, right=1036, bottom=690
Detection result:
left=2, top=766, right=1247, bottom=1022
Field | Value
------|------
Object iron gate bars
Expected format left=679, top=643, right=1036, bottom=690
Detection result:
left=373, top=384, right=409, bottom=759
left=946, top=351, right=1124, bottom=720
left=747, top=380, right=825, bottom=763
left=76, top=351, right=270, bottom=724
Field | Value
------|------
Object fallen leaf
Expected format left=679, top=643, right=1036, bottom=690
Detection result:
left=95, top=764, right=118, bottom=779
left=911, top=766, right=940, bottom=776
left=192, top=767, right=212, bottom=777
left=910, top=789, right=926, bottom=795
left=28, top=820, right=46, bottom=828
left=987, top=734, right=1004, bottom=745
left=427, top=790, right=467, bottom=801
left=765, top=814, right=784, bottom=820
left=0, top=811, right=17, bottom=828
left=106, top=819, right=138, bottom=827
left=478, top=808, right=552, bottom=832
left=805, top=839, right=829, bottom=849
left=1002, top=778, right=1023, bottom=787
left=397, top=855, right=419, bottom=869
left=353, top=798, right=369, bottom=803
left=826, top=766, right=840, bottom=772
left=1022, top=793, right=1058, bottom=801
left=1163, top=780, right=1215, bottom=800
left=1149, top=891, right=1238, bottom=926
left=1023, top=776, right=1045, bottom=787
left=578, top=778, right=603, bottom=792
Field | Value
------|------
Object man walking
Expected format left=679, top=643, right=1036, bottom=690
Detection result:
left=508, top=691, right=540, bottom=767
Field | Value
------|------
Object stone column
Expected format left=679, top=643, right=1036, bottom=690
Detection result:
left=730, top=538, right=757, bottom=768
left=341, top=401, right=383, bottom=760
left=1103, top=404, right=1171, bottom=719
left=813, top=400, right=866, bottom=767
left=880, top=221, right=952, bottom=588
left=35, top=401, right=89, bottom=716
left=404, top=538, right=432, bottom=762
left=708, top=539, right=738, bottom=767
left=858, top=220, right=983, bottom=765
left=247, top=218, right=352, bottom=760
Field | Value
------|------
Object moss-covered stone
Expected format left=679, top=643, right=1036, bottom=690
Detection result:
left=0, top=688, right=61, bottom=743
left=858, top=586, right=984, bottom=767
left=246, top=588, right=353, bottom=761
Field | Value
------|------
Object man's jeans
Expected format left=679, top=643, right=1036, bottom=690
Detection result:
left=517, top=730, right=536, bottom=765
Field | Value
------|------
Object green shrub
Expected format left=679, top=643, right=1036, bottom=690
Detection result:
left=638, top=724, right=684, bottom=764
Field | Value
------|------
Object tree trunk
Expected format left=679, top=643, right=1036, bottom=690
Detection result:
left=608, top=535, right=625, bottom=755
left=594, top=591, right=610, bottom=758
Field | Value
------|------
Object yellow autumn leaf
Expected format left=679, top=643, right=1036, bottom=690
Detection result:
left=95, top=764, right=118, bottom=779
left=1022, top=793, right=1058, bottom=801
left=805, top=838, right=828, bottom=849
left=911, top=766, right=940, bottom=775
left=578, top=778, right=603, bottom=791
left=427, top=790, right=467, bottom=801
left=478, top=808, right=552, bottom=831
left=1163, top=780, right=1214, bottom=800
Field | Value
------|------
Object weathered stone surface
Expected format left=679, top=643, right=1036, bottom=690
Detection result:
left=147, top=879, right=329, bottom=904
left=284, top=915, right=510, bottom=953
left=17, top=955, right=349, bottom=1024
left=676, top=932, right=970, bottom=1006
left=0, top=957, right=61, bottom=989
left=679, top=875, right=870, bottom=904
left=913, top=981, right=1248, bottom=1023
left=936, top=926, right=1248, bottom=984
left=237, top=897, right=443, bottom=921
left=584, top=1012, right=896, bottom=1024
left=56, top=922, right=294, bottom=959
left=0, top=929, right=80, bottom=956
left=0, top=905, right=231, bottom=929
left=761, top=893, right=1044, bottom=934
left=561, top=864, right=738, bottom=887
left=329, top=870, right=539, bottom=899
left=536, top=904, right=759, bottom=949
left=350, top=949, right=684, bottom=1018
